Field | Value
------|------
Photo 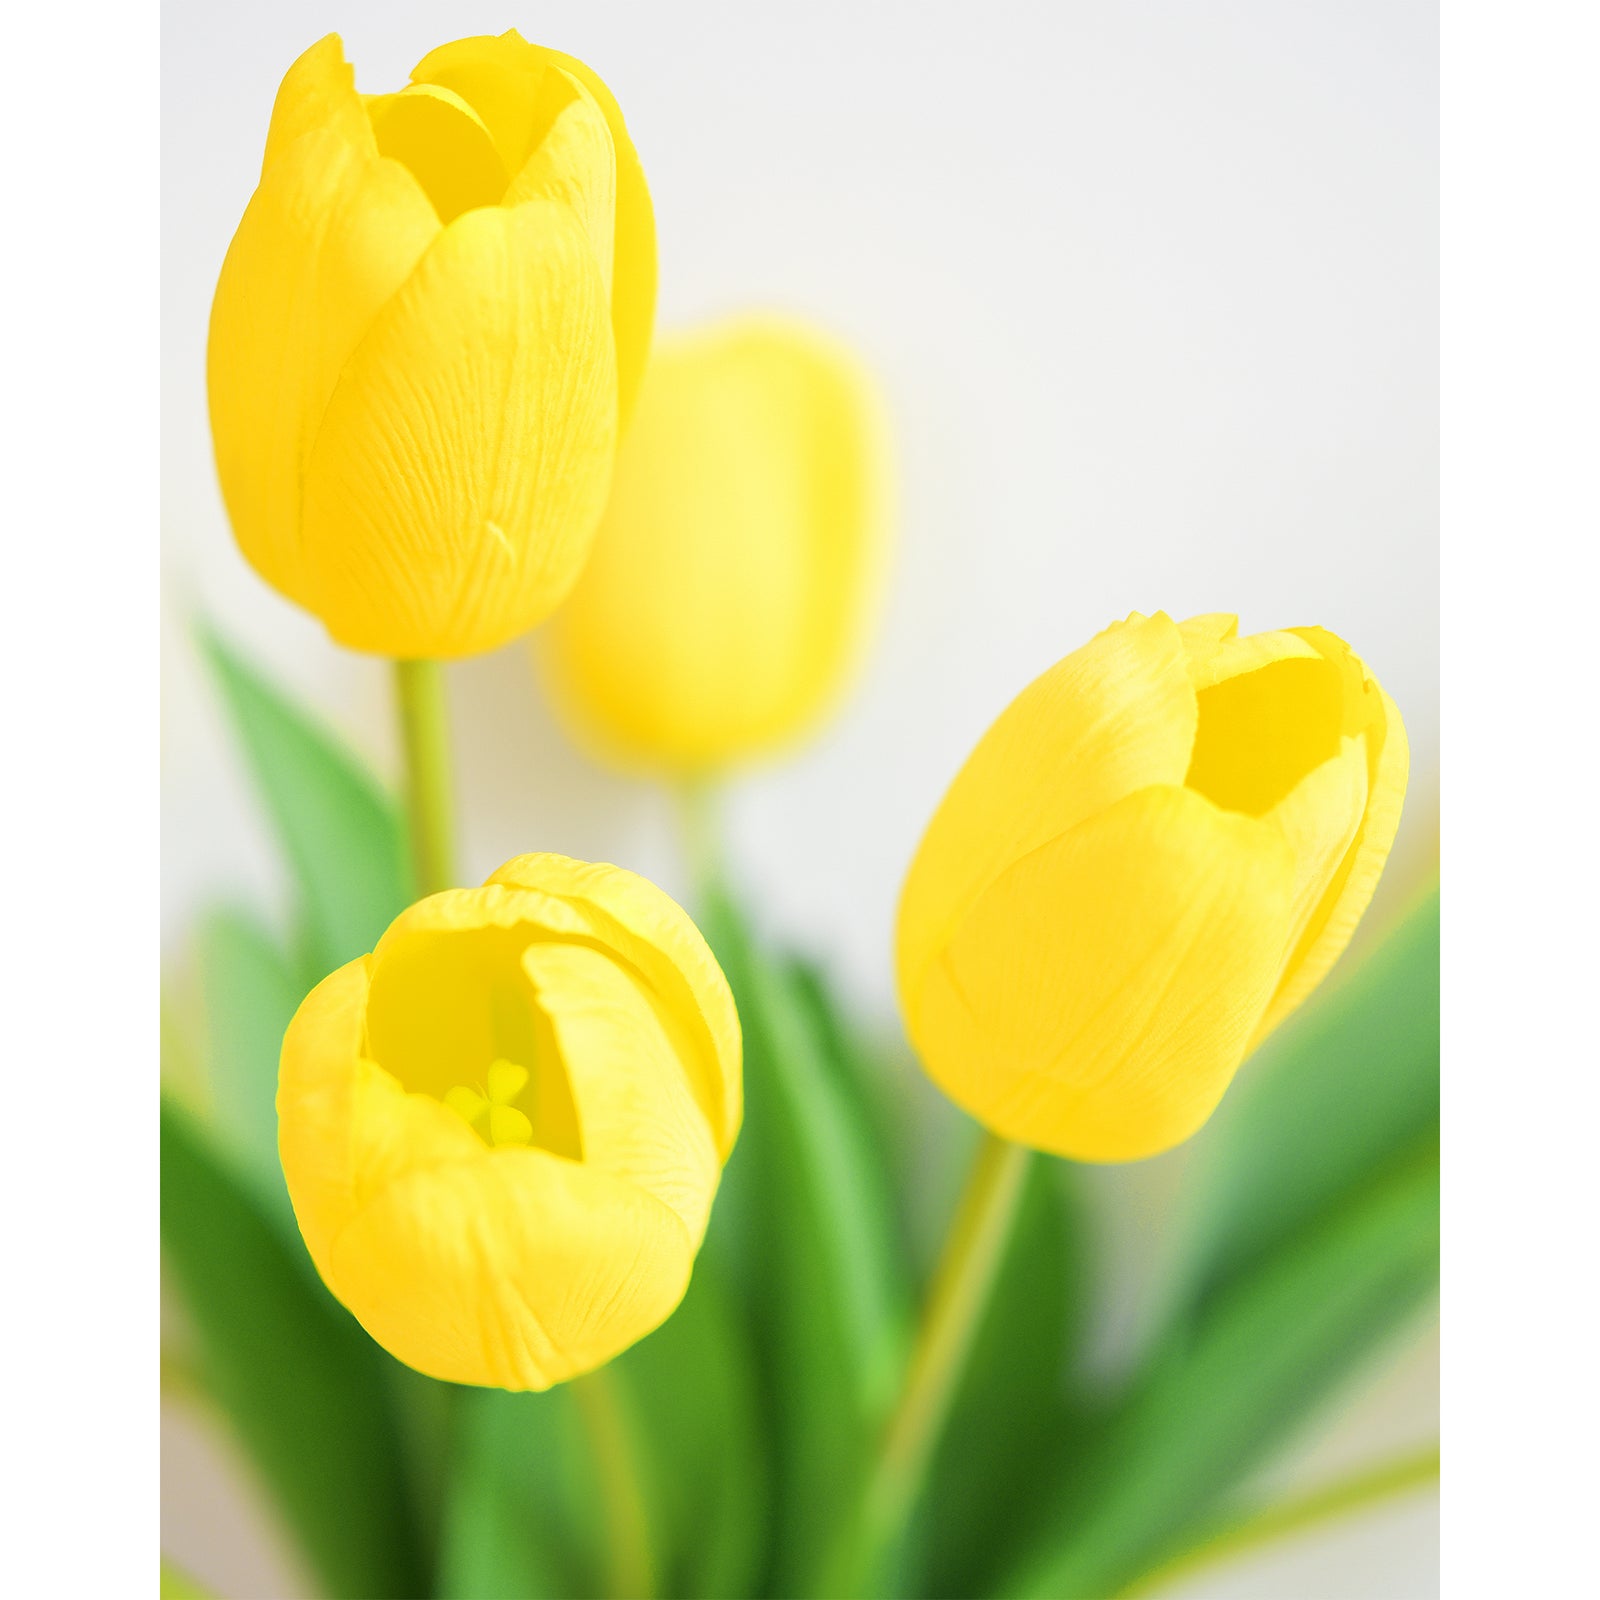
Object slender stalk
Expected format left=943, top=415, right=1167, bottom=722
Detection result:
left=674, top=778, right=723, bottom=901
left=572, top=1366, right=655, bottom=1599
left=393, top=659, right=456, bottom=896
left=836, top=1130, right=1034, bottom=1594
left=1118, top=1443, right=1441, bottom=1598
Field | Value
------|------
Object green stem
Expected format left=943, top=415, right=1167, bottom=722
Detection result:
left=674, top=778, right=723, bottom=902
left=393, top=659, right=456, bottom=897
left=836, top=1130, right=1034, bottom=1594
left=572, top=1366, right=655, bottom=1599
left=1118, top=1443, right=1441, bottom=1598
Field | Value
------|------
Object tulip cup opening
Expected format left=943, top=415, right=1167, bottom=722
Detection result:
left=895, top=611, right=1408, bottom=1164
left=277, top=855, right=740, bottom=1391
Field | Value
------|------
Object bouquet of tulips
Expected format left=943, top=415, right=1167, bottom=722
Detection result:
left=161, top=31, right=1439, bottom=1600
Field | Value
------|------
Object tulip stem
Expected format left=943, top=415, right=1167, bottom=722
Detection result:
left=675, top=779, right=724, bottom=900
left=835, top=1129, right=1033, bottom=1594
left=572, top=1366, right=655, bottom=1599
left=393, top=659, right=456, bottom=896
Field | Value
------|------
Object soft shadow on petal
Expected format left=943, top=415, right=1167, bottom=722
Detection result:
left=910, top=784, right=1295, bottom=1162
left=207, top=127, right=437, bottom=606
left=327, top=1144, right=693, bottom=1390
left=364, top=83, right=509, bottom=223
left=523, top=941, right=721, bottom=1245
left=487, top=855, right=743, bottom=1156
left=895, top=612, right=1199, bottom=1017
left=301, top=199, right=617, bottom=657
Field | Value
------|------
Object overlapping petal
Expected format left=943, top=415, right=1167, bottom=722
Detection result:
left=908, top=785, right=1295, bottom=1161
left=896, top=611, right=1198, bottom=1010
left=301, top=200, right=617, bottom=657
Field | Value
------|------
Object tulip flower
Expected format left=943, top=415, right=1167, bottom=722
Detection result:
left=896, top=611, right=1408, bottom=1162
left=277, top=854, right=740, bottom=1389
left=537, top=314, right=891, bottom=773
left=208, top=31, right=655, bottom=658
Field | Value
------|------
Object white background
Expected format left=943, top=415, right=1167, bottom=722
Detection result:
left=161, top=2, right=1439, bottom=1594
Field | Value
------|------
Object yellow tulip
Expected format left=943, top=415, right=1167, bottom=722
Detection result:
left=208, top=31, right=655, bottom=658
left=896, top=612, right=1408, bottom=1163
left=537, top=315, right=891, bottom=773
left=277, top=854, right=740, bottom=1389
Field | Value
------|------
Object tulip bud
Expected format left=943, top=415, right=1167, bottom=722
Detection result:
left=537, top=314, right=891, bottom=773
left=208, top=32, right=655, bottom=658
left=277, top=854, right=740, bottom=1389
left=896, top=612, right=1408, bottom=1162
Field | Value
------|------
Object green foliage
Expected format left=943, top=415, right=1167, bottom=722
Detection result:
left=194, top=904, right=302, bottom=1229
left=160, top=1096, right=426, bottom=1600
left=1001, top=1145, right=1439, bottom=1599
left=199, top=627, right=412, bottom=982
left=700, top=885, right=914, bottom=1596
left=913, top=1155, right=1091, bottom=1599
left=1172, top=886, right=1441, bottom=1311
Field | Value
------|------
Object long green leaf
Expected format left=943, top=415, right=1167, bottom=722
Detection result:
left=1002, top=1144, right=1439, bottom=1599
left=912, top=1155, right=1090, bottom=1599
left=195, top=904, right=302, bottom=1226
left=438, top=1387, right=595, bottom=1599
left=160, top=1096, right=425, bottom=1599
left=614, top=1253, right=767, bottom=1598
left=1171, top=886, right=1440, bottom=1310
left=699, top=886, right=913, bottom=1595
left=199, top=627, right=412, bottom=981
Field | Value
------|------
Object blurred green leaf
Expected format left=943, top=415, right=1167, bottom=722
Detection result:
left=699, top=885, right=913, bottom=1596
left=438, top=1387, right=594, bottom=1599
left=1001, top=1142, right=1439, bottom=1600
left=160, top=1096, right=425, bottom=1599
left=614, top=1254, right=767, bottom=1598
left=199, top=627, right=412, bottom=981
left=159, top=1560, right=215, bottom=1600
left=195, top=905, right=302, bottom=1227
left=913, top=1155, right=1091, bottom=1599
left=1171, top=886, right=1440, bottom=1311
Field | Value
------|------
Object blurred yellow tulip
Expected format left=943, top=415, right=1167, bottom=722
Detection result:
left=537, top=315, right=891, bottom=773
left=277, top=854, right=740, bottom=1390
left=208, top=31, right=655, bottom=658
left=897, top=612, right=1408, bottom=1162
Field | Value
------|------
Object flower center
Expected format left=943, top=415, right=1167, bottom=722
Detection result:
left=443, top=1058, right=534, bottom=1147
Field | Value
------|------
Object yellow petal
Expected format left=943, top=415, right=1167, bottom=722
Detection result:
left=409, top=32, right=555, bottom=174
left=530, top=41, right=655, bottom=426
left=364, top=83, right=509, bottom=224
left=1255, top=633, right=1409, bottom=1036
left=485, top=855, right=742, bottom=1158
left=503, top=72, right=617, bottom=303
left=907, top=785, right=1295, bottom=1162
left=523, top=940, right=721, bottom=1245
left=261, top=34, right=373, bottom=177
left=327, top=1136, right=694, bottom=1390
left=896, top=612, right=1199, bottom=1014
left=538, top=316, right=889, bottom=776
left=300, top=199, right=617, bottom=657
left=207, top=116, right=438, bottom=609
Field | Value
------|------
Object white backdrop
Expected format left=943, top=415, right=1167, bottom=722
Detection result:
left=162, top=3, right=1438, bottom=1593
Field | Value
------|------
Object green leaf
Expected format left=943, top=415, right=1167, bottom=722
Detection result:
left=199, top=627, right=412, bottom=981
left=195, top=905, right=303, bottom=1227
left=160, top=1096, right=426, bottom=1600
left=1172, top=885, right=1440, bottom=1311
left=1001, top=1143, right=1439, bottom=1600
left=912, top=1154, right=1091, bottom=1599
left=614, top=1253, right=767, bottom=1599
left=438, top=1387, right=594, bottom=1599
left=699, top=885, right=913, bottom=1595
